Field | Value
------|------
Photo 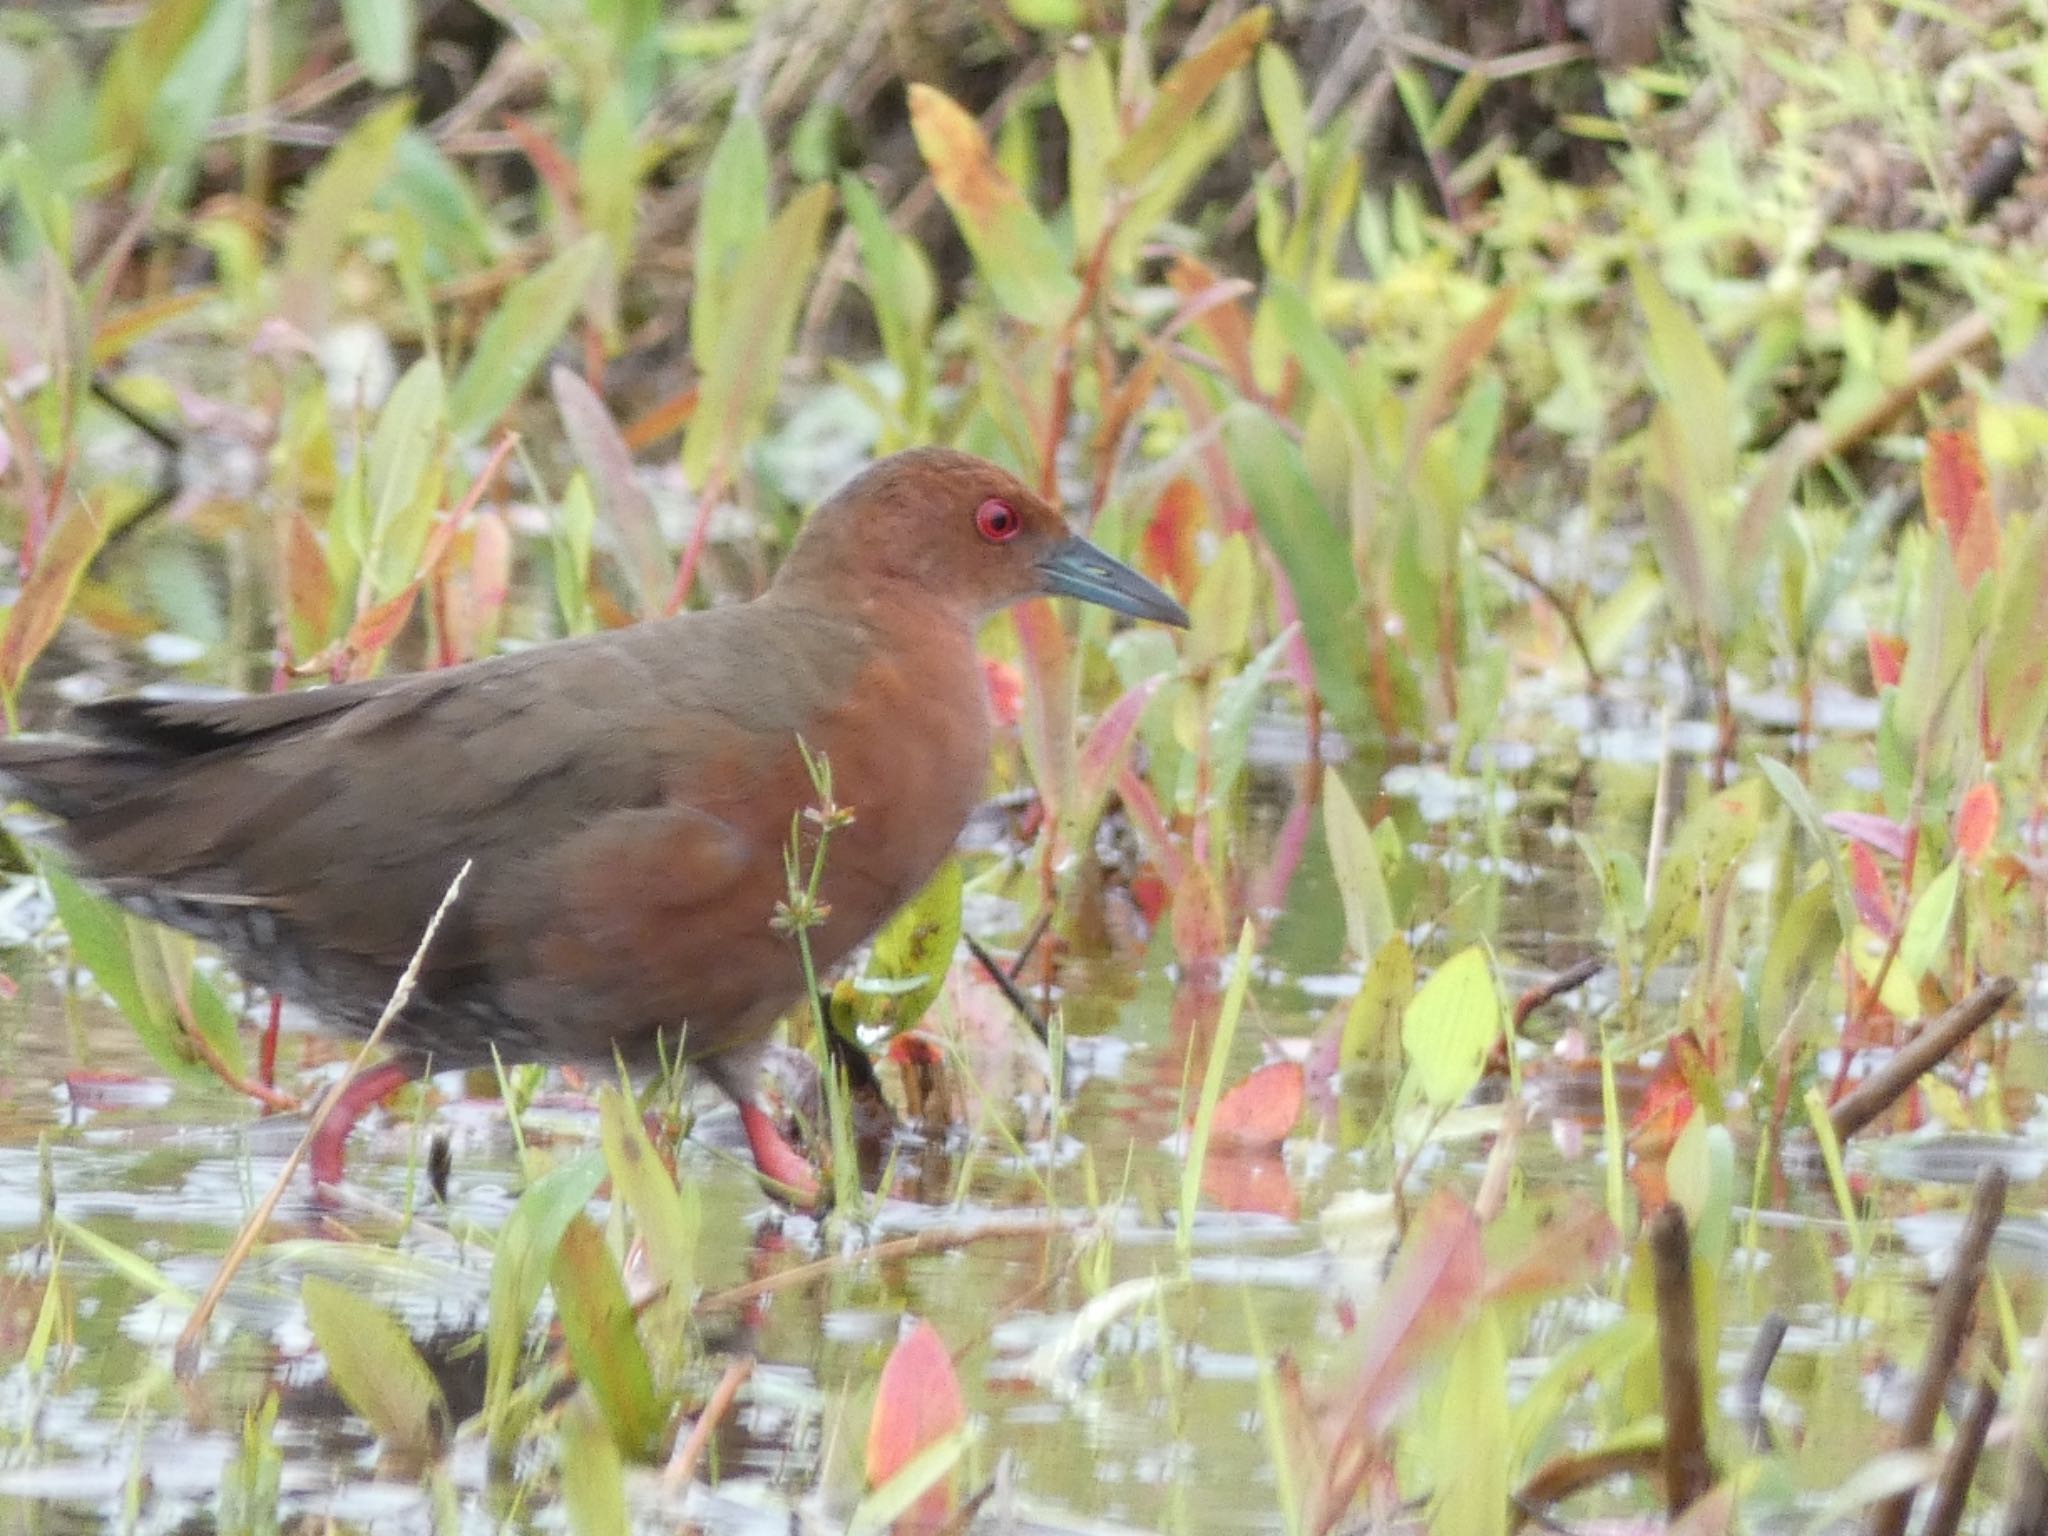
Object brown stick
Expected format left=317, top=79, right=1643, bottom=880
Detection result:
left=662, top=1355, right=754, bottom=1490
left=1829, top=978, right=2017, bottom=1143
left=1866, top=1163, right=2007, bottom=1536
left=1924, top=1331, right=2005, bottom=1536
left=1652, top=1204, right=1714, bottom=1516
left=1512, top=956, right=1605, bottom=1030
left=1735, top=1311, right=1788, bottom=1452
left=694, top=1214, right=1079, bottom=1313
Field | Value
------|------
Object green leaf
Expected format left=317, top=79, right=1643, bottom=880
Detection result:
left=92, top=0, right=211, bottom=166
left=341, top=0, right=414, bottom=88
left=302, top=1276, right=447, bottom=1459
left=692, top=112, right=771, bottom=372
left=856, top=857, right=962, bottom=1035
left=1757, top=757, right=1857, bottom=946
left=449, top=234, right=605, bottom=443
left=1186, top=532, right=1254, bottom=671
left=1054, top=43, right=1118, bottom=252
left=1110, top=9, right=1272, bottom=185
left=595, top=1086, right=697, bottom=1380
left=1644, top=778, right=1766, bottom=969
left=1341, top=934, right=1414, bottom=1076
left=1401, top=945, right=1502, bottom=1111
left=560, top=1392, right=629, bottom=1536
left=1431, top=1308, right=1508, bottom=1536
left=140, top=0, right=250, bottom=196
left=1257, top=44, right=1308, bottom=180
left=484, top=1150, right=608, bottom=1456
left=1758, top=873, right=1845, bottom=1039
left=909, top=83, right=1078, bottom=327
left=361, top=355, right=447, bottom=599
left=1324, top=768, right=1395, bottom=961
left=1898, top=859, right=1961, bottom=984
left=1181, top=921, right=1258, bottom=1253
left=553, top=474, right=597, bottom=636
left=551, top=1214, right=662, bottom=1458
left=281, top=98, right=413, bottom=321
left=1223, top=411, right=1373, bottom=730
left=682, top=182, right=832, bottom=486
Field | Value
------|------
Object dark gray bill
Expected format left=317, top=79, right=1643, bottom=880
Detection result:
left=1035, top=535, right=1190, bottom=627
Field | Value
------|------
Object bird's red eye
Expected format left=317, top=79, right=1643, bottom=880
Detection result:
left=975, top=497, right=1022, bottom=543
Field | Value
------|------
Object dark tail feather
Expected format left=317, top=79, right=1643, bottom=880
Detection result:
left=0, top=737, right=164, bottom=822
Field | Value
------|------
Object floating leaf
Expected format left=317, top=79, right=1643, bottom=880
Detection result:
left=302, top=1276, right=447, bottom=1461
left=909, top=84, right=1078, bottom=326
left=865, top=1320, right=966, bottom=1534
left=1401, top=945, right=1501, bottom=1112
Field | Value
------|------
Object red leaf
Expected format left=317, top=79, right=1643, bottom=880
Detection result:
left=1628, top=1033, right=1707, bottom=1156
left=1850, top=844, right=1898, bottom=937
left=1331, top=1191, right=1484, bottom=1448
left=1824, top=811, right=1912, bottom=861
left=1144, top=476, right=1206, bottom=602
left=866, top=1320, right=965, bottom=1534
left=1923, top=428, right=2000, bottom=589
left=980, top=657, right=1024, bottom=729
left=1200, top=1150, right=1299, bottom=1219
left=1866, top=631, right=1905, bottom=689
left=1205, top=1059, right=1304, bottom=1150
left=1956, top=782, right=1999, bottom=863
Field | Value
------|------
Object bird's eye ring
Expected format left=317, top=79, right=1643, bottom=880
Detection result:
left=975, top=497, right=1022, bottom=543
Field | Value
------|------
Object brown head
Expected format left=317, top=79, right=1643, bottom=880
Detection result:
left=772, top=448, right=1189, bottom=629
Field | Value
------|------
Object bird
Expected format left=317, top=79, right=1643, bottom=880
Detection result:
left=0, top=448, right=1189, bottom=1199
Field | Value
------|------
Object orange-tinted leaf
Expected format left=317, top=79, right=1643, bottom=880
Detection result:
left=621, top=385, right=697, bottom=451
left=1166, top=256, right=1257, bottom=399
left=1110, top=9, right=1272, bottom=184
left=0, top=496, right=114, bottom=701
left=1144, top=476, right=1206, bottom=601
left=283, top=507, right=335, bottom=648
left=1956, top=781, right=1999, bottom=862
left=908, top=84, right=1078, bottom=326
left=1867, top=631, right=1906, bottom=688
left=866, top=1319, right=965, bottom=1533
left=1483, top=1199, right=1619, bottom=1302
left=1923, top=428, right=1999, bottom=589
left=1205, top=1059, right=1304, bottom=1149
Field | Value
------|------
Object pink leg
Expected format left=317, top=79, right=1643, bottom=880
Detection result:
left=309, top=1060, right=418, bottom=1188
left=735, top=1099, right=823, bottom=1207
